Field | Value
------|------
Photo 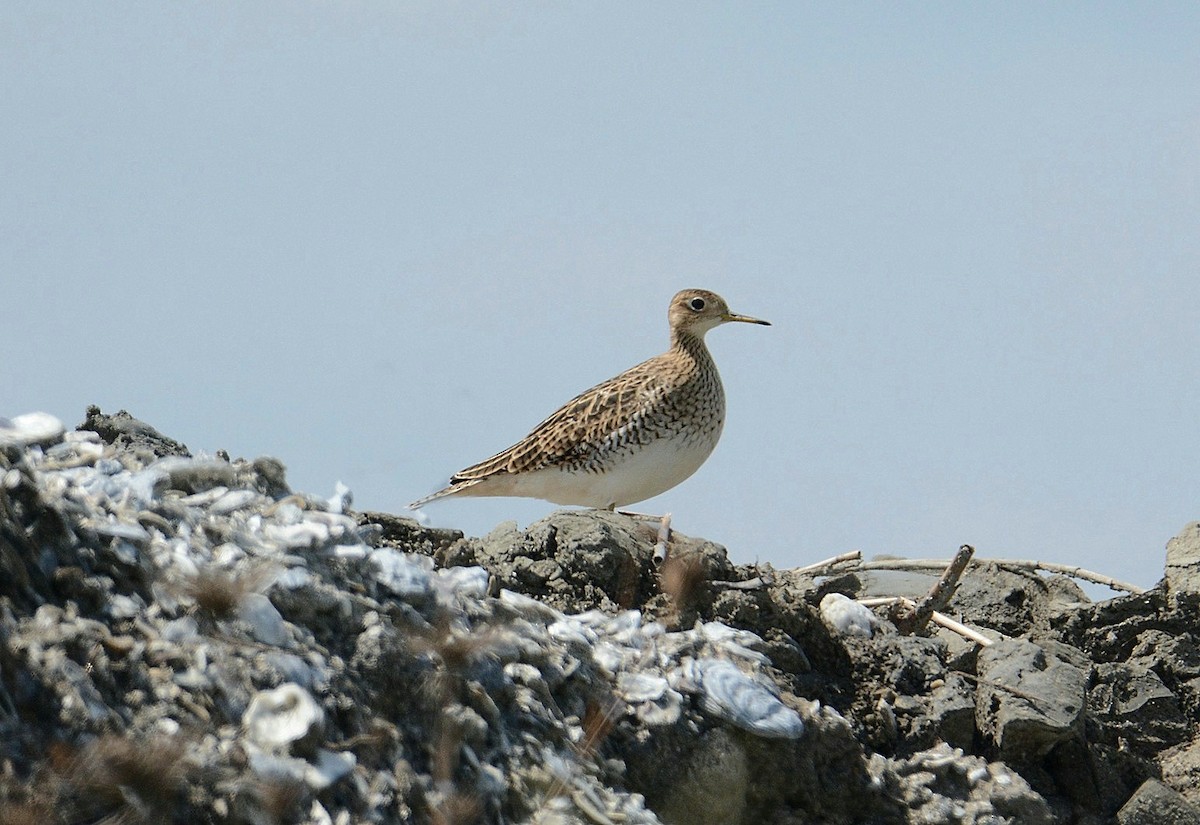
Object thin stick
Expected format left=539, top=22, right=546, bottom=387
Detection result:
left=711, top=577, right=768, bottom=591
left=652, top=512, right=672, bottom=566
left=794, top=550, right=862, bottom=577
left=856, top=597, right=900, bottom=607
left=994, top=560, right=1145, bottom=594
left=857, top=596, right=996, bottom=646
left=856, top=557, right=1144, bottom=594
left=928, top=610, right=996, bottom=646
left=892, top=545, right=975, bottom=634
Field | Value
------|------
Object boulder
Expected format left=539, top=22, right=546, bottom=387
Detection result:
left=1166, top=522, right=1200, bottom=599
left=976, top=638, right=1088, bottom=762
left=1116, top=779, right=1200, bottom=825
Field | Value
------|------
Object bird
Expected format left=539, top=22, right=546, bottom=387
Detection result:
left=409, top=288, right=770, bottom=511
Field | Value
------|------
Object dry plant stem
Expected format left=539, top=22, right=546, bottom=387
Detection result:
left=892, top=545, right=975, bottom=634
left=858, top=596, right=996, bottom=646
left=542, top=697, right=622, bottom=820
left=856, top=557, right=1144, bottom=594
left=794, top=550, right=863, bottom=577
left=930, top=610, right=995, bottom=646
left=709, top=563, right=778, bottom=591
left=573, top=697, right=621, bottom=759
left=711, top=576, right=768, bottom=591
left=572, top=785, right=618, bottom=825
left=614, top=509, right=671, bottom=564
left=653, top=512, right=672, bottom=565
left=994, top=560, right=1145, bottom=594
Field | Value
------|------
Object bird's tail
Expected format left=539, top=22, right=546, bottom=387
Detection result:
left=407, top=478, right=484, bottom=510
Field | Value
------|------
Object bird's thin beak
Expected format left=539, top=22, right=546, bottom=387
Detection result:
left=722, top=312, right=771, bottom=326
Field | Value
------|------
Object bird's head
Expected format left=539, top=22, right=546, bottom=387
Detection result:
left=668, top=289, right=770, bottom=338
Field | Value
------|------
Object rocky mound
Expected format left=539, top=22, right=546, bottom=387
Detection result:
left=0, top=407, right=1198, bottom=824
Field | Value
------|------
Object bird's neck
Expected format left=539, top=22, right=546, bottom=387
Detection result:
left=669, top=329, right=714, bottom=366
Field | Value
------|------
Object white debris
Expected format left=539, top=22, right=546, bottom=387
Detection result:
left=675, top=658, right=805, bottom=739
left=370, top=548, right=432, bottom=597
left=243, top=683, right=325, bottom=753
left=820, top=593, right=877, bottom=638
left=0, top=412, right=65, bottom=448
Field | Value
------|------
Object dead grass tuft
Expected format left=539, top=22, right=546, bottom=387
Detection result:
left=182, top=563, right=273, bottom=619
left=60, top=734, right=188, bottom=824
left=429, top=790, right=483, bottom=825
left=248, top=774, right=307, bottom=824
left=659, top=552, right=708, bottom=610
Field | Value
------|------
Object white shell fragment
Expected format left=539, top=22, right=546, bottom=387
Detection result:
left=547, top=616, right=597, bottom=647
left=247, top=747, right=356, bottom=791
left=83, top=517, right=151, bottom=543
left=0, top=412, right=65, bottom=448
left=682, top=658, right=805, bottom=739
left=243, top=683, right=325, bottom=753
left=820, top=593, right=877, bottom=638
left=370, top=548, right=432, bottom=597
left=433, top=565, right=490, bottom=603
left=310, top=748, right=356, bottom=787
left=617, top=671, right=684, bottom=725
left=617, top=671, right=670, bottom=703
left=210, top=488, right=260, bottom=514
left=327, top=481, right=353, bottom=514
left=264, top=521, right=331, bottom=549
left=699, top=620, right=770, bottom=663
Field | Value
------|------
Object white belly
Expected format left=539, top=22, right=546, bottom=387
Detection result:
left=477, top=428, right=721, bottom=508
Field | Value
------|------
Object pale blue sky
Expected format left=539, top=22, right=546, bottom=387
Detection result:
left=4, top=4, right=1198, bottom=590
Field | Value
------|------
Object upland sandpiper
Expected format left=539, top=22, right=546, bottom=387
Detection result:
left=410, top=289, right=769, bottom=511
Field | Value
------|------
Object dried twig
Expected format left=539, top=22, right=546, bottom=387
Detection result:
left=891, top=545, right=975, bottom=634
left=855, top=557, right=1144, bottom=594
left=928, top=609, right=996, bottom=646
left=794, top=550, right=862, bottom=577
left=538, top=696, right=623, bottom=821
left=993, top=559, right=1145, bottom=594
left=652, top=513, right=672, bottom=566
left=711, top=576, right=768, bottom=591
left=857, top=596, right=997, bottom=646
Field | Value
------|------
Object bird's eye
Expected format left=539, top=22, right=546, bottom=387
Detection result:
left=689, top=297, right=706, bottom=311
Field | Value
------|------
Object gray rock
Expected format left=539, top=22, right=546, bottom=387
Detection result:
left=948, top=562, right=1087, bottom=637
left=871, top=743, right=1055, bottom=825
left=925, top=673, right=978, bottom=750
left=1090, top=662, right=1188, bottom=753
left=79, top=404, right=190, bottom=459
left=654, top=727, right=749, bottom=825
left=976, top=638, right=1088, bottom=762
left=1161, top=739, right=1200, bottom=809
left=842, top=633, right=956, bottom=753
left=1117, top=779, right=1200, bottom=825
left=447, top=509, right=733, bottom=613
left=1166, top=522, right=1200, bottom=598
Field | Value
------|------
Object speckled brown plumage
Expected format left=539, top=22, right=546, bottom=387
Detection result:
left=410, top=289, right=769, bottom=510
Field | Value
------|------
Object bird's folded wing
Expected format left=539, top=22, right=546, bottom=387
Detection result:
left=451, top=362, right=670, bottom=481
